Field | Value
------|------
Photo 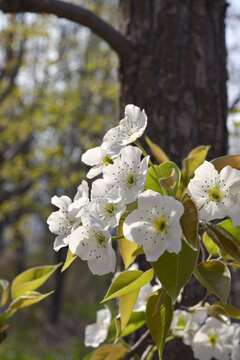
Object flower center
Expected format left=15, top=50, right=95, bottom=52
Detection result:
left=105, top=204, right=115, bottom=216
left=208, top=186, right=224, bottom=203
left=102, top=156, right=114, bottom=166
left=126, top=174, right=137, bottom=188
left=154, top=217, right=169, bottom=235
left=95, top=232, right=106, bottom=247
left=208, top=333, right=219, bottom=348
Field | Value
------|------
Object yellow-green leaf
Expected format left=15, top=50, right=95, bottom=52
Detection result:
left=108, top=312, right=146, bottom=340
left=182, top=145, right=211, bottom=177
left=0, top=280, right=9, bottom=307
left=145, top=165, right=164, bottom=194
left=202, top=231, right=219, bottom=256
left=118, top=221, right=140, bottom=269
left=194, top=260, right=230, bottom=304
left=152, top=239, right=199, bottom=301
left=61, top=249, right=77, bottom=272
left=101, top=269, right=154, bottom=302
left=118, top=289, right=140, bottom=337
left=215, top=302, right=240, bottom=320
left=9, top=290, right=54, bottom=309
left=218, top=220, right=240, bottom=247
left=145, top=136, right=169, bottom=163
left=146, top=289, right=173, bottom=359
left=0, top=309, right=16, bottom=326
left=90, top=344, right=127, bottom=360
left=180, top=198, right=199, bottom=250
left=211, top=154, right=240, bottom=172
left=203, top=222, right=240, bottom=262
left=11, top=263, right=61, bottom=299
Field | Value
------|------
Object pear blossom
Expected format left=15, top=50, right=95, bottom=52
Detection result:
left=187, top=161, right=240, bottom=226
left=171, top=310, right=191, bottom=337
left=103, top=145, right=149, bottom=204
left=67, top=212, right=116, bottom=275
left=231, top=323, right=240, bottom=360
left=123, top=190, right=184, bottom=261
left=102, top=104, right=147, bottom=149
left=84, top=306, right=111, bottom=347
left=134, top=281, right=161, bottom=312
left=183, top=310, right=208, bottom=346
left=81, top=143, right=121, bottom=179
left=89, top=179, right=126, bottom=229
left=47, top=180, right=89, bottom=251
left=192, top=317, right=234, bottom=360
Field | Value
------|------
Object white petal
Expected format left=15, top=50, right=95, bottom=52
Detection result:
left=47, top=211, right=70, bottom=236
left=68, top=227, right=100, bottom=260
left=53, top=235, right=68, bottom=251
left=86, top=165, right=104, bottom=179
left=143, top=235, right=166, bottom=261
left=96, top=307, right=112, bottom=327
left=84, top=323, right=108, bottom=347
left=81, top=146, right=106, bottom=166
left=51, top=195, right=72, bottom=210
left=74, top=180, right=89, bottom=201
left=87, top=239, right=116, bottom=275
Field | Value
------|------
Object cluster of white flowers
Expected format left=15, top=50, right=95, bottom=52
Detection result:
left=47, top=104, right=185, bottom=275
left=171, top=310, right=240, bottom=360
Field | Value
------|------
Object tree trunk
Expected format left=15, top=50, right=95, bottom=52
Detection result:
left=118, top=0, right=228, bottom=166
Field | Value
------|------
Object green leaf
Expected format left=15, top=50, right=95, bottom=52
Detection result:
left=158, top=162, right=181, bottom=197
left=205, top=303, right=229, bottom=323
left=202, top=232, right=219, bottom=256
left=118, top=289, right=140, bottom=337
left=152, top=239, right=199, bottom=301
left=203, top=222, right=240, bottom=262
left=145, top=136, right=169, bottom=163
left=0, top=309, right=16, bottom=326
left=146, top=289, right=173, bottom=359
left=108, top=312, right=146, bottom=340
left=11, top=263, right=61, bottom=299
left=182, top=146, right=210, bottom=178
left=90, top=344, right=127, bottom=360
left=145, top=165, right=164, bottom=194
left=101, top=269, right=154, bottom=302
left=9, top=290, right=54, bottom=309
left=215, top=302, right=240, bottom=320
left=0, top=280, right=9, bottom=307
left=61, top=249, right=77, bottom=272
left=194, top=260, right=230, bottom=303
left=211, top=154, right=240, bottom=172
left=180, top=198, right=199, bottom=250
left=218, top=219, right=240, bottom=247
left=118, top=221, right=140, bottom=269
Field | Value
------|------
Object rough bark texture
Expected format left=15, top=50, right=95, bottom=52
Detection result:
left=119, top=0, right=228, bottom=166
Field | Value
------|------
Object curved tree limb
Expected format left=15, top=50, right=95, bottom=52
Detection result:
left=0, top=0, right=133, bottom=59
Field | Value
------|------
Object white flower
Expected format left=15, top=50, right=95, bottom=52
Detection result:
left=103, top=145, right=149, bottom=204
left=89, top=179, right=126, bottom=229
left=67, top=212, right=116, bottom=275
left=123, top=190, right=184, bottom=261
left=47, top=181, right=89, bottom=251
left=192, top=317, right=234, bottom=360
left=171, top=310, right=191, bottom=337
left=231, top=323, right=240, bottom=360
left=183, top=310, right=208, bottom=346
left=134, top=281, right=161, bottom=312
left=187, top=161, right=240, bottom=226
left=84, top=306, right=111, bottom=347
left=102, top=104, right=147, bottom=148
left=81, top=143, right=121, bottom=179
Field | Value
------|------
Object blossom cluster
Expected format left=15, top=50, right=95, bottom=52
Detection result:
left=172, top=309, right=240, bottom=360
left=47, top=104, right=185, bottom=274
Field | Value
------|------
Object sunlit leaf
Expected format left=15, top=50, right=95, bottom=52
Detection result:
left=203, top=222, right=240, bottom=263
left=145, top=136, right=169, bottom=163
left=152, top=239, right=199, bottom=301
left=194, top=260, right=230, bottom=303
left=146, top=289, right=173, bottom=359
left=61, top=249, right=77, bottom=273
left=11, top=263, right=61, bottom=299
left=118, top=289, right=140, bottom=337
left=90, top=344, right=127, bottom=360
left=9, top=290, right=54, bottom=309
left=0, top=309, right=16, bottom=326
left=0, top=280, right=9, bottom=307
left=102, top=269, right=154, bottom=302
left=218, top=219, right=240, bottom=247
left=215, top=302, right=240, bottom=319
left=202, top=231, right=219, bottom=256
left=182, top=145, right=211, bottom=177
left=211, top=154, right=240, bottom=172
left=108, top=312, right=146, bottom=340
left=118, top=221, right=140, bottom=269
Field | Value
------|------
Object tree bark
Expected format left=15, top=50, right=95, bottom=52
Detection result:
left=118, top=0, right=228, bottom=166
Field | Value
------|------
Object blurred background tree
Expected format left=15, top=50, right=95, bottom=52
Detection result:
left=0, top=0, right=240, bottom=359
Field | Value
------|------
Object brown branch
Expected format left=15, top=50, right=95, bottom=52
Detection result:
left=229, top=94, right=240, bottom=112
left=122, top=330, right=153, bottom=360
left=0, top=0, right=133, bottom=59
